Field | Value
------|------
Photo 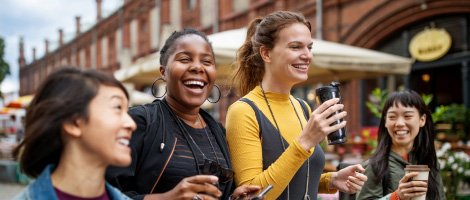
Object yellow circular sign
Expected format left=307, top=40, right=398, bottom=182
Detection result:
left=409, top=28, right=452, bottom=62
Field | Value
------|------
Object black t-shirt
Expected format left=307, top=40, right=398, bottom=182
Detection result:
left=154, top=117, right=229, bottom=197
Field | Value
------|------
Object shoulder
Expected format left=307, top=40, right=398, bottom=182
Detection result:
left=227, top=99, right=257, bottom=115
left=106, top=182, right=133, bottom=200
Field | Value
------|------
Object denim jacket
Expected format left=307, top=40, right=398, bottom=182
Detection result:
left=13, top=164, right=131, bottom=200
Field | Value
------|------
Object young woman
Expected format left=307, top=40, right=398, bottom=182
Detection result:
left=106, top=28, right=261, bottom=200
left=14, top=67, right=136, bottom=200
left=356, top=90, right=446, bottom=200
left=226, top=11, right=367, bottom=200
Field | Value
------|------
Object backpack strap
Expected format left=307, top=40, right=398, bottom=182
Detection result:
left=238, top=98, right=264, bottom=138
left=295, top=97, right=310, bottom=121
left=140, top=104, right=151, bottom=135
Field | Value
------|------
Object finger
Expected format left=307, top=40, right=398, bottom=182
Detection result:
left=348, top=176, right=365, bottom=187
left=346, top=179, right=362, bottom=191
left=323, top=110, right=347, bottom=126
left=242, top=185, right=262, bottom=193
left=186, top=175, right=219, bottom=184
left=400, top=172, right=419, bottom=183
left=320, top=104, right=345, bottom=120
left=313, top=98, right=340, bottom=114
left=194, top=183, right=222, bottom=197
left=323, top=120, right=347, bottom=134
left=197, top=193, right=219, bottom=200
left=353, top=172, right=368, bottom=182
left=352, top=164, right=366, bottom=172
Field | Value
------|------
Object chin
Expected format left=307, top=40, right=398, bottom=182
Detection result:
left=111, top=156, right=132, bottom=167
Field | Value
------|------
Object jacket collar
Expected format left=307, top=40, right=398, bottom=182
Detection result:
left=28, top=164, right=130, bottom=200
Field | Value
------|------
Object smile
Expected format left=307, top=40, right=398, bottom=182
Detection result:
left=395, top=130, right=408, bottom=136
left=117, top=138, right=130, bottom=146
left=292, top=64, right=308, bottom=69
left=183, top=80, right=206, bottom=89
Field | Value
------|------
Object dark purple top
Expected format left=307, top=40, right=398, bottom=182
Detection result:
left=54, top=187, right=110, bottom=200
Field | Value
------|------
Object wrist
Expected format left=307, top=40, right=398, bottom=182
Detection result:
left=328, top=172, right=337, bottom=190
left=297, top=134, right=314, bottom=151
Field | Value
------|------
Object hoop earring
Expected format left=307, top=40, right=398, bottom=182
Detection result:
left=151, top=78, right=167, bottom=98
left=207, top=84, right=221, bottom=103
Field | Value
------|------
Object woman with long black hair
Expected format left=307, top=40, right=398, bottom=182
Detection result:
left=356, top=90, right=446, bottom=200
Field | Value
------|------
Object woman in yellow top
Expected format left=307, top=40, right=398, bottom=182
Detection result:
left=226, top=11, right=368, bottom=200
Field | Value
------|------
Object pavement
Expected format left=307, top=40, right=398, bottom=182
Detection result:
left=0, top=182, right=27, bottom=200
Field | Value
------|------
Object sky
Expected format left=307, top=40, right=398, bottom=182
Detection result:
left=0, top=0, right=122, bottom=94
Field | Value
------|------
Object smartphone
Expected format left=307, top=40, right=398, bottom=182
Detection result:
left=249, top=185, right=273, bottom=200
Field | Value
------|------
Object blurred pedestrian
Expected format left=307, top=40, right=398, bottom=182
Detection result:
left=356, top=90, right=446, bottom=199
left=226, top=11, right=367, bottom=200
left=13, top=67, right=136, bottom=200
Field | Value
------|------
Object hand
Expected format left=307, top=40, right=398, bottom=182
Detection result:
left=397, top=172, right=427, bottom=200
left=297, top=98, right=347, bottom=151
left=144, top=175, right=221, bottom=200
left=328, top=164, right=367, bottom=194
left=231, top=185, right=262, bottom=200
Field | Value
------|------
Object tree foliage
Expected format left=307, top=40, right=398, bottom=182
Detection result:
left=0, top=37, right=11, bottom=98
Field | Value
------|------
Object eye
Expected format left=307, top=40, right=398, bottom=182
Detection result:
left=308, top=46, right=312, bottom=51
left=291, top=45, right=300, bottom=49
left=115, top=105, right=122, bottom=110
left=202, top=59, right=213, bottom=65
left=178, top=57, right=191, bottom=63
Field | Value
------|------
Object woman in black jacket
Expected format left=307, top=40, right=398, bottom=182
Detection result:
left=106, top=28, right=261, bottom=200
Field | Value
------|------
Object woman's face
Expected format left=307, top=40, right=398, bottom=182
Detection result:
left=264, top=23, right=313, bottom=86
left=78, top=85, right=136, bottom=167
left=162, top=34, right=216, bottom=108
left=385, top=102, right=426, bottom=150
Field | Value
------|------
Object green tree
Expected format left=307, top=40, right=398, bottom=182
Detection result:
left=0, top=37, right=11, bottom=98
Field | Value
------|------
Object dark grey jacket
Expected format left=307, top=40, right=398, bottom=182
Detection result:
left=356, top=151, right=446, bottom=200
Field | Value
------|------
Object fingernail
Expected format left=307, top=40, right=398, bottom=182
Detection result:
left=211, top=176, right=219, bottom=182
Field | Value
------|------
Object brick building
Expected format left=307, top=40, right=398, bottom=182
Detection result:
left=19, top=0, right=470, bottom=135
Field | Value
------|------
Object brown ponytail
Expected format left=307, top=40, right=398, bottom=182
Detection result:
left=230, top=11, right=311, bottom=96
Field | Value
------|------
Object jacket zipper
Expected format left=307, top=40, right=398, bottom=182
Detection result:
left=150, top=138, right=177, bottom=194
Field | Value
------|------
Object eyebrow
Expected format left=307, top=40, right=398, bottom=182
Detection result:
left=287, top=41, right=313, bottom=46
left=387, top=110, right=416, bottom=114
left=175, top=51, right=214, bottom=58
left=110, top=95, right=125, bottom=101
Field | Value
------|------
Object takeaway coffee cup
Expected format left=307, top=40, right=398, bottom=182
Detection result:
left=315, top=82, right=347, bottom=145
left=404, top=165, right=430, bottom=200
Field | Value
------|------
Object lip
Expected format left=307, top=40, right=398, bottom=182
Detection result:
left=181, top=78, right=209, bottom=94
left=116, top=135, right=131, bottom=149
left=291, top=63, right=309, bottom=72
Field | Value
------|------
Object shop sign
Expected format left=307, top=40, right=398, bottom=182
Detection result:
left=409, top=28, right=452, bottom=62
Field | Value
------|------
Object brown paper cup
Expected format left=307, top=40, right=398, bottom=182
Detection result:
left=404, top=165, right=430, bottom=200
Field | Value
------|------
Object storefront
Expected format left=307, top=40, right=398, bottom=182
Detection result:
left=363, top=14, right=470, bottom=126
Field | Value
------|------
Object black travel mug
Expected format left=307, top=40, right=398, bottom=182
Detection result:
left=315, top=82, right=347, bottom=145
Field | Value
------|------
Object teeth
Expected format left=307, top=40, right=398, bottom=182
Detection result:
left=183, top=81, right=204, bottom=87
left=117, top=138, right=129, bottom=146
left=293, top=65, right=308, bottom=69
left=396, top=131, right=407, bottom=135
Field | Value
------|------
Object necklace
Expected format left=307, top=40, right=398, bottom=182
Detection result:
left=197, top=114, right=220, bottom=162
left=260, top=84, right=311, bottom=200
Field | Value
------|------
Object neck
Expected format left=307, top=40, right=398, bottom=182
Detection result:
left=51, top=146, right=107, bottom=197
left=391, top=144, right=413, bottom=156
left=165, top=96, right=201, bottom=127
left=260, top=79, right=292, bottom=94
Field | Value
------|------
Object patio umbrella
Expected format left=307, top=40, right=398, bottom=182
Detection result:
left=115, top=28, right=412, bottom=86
left=5, top=95, right=35, bottom=109
left=208, top=28, right=412, bottom=86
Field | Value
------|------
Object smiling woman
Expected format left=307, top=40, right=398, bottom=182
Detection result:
left=106, top=28, right=262, bottom=200
left=13, top=67, right=136, bottom=200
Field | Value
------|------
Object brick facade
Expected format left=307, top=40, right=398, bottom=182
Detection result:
left=19, top=0, right=470, bottom=134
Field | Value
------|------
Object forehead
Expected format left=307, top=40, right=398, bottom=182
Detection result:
left=276, top=23, right=312, bottom=44
left=387, top=102, right=418, bottom=113
left=173, top=34, right=212, bottom=54
left=93, top=85, right=127, bottom=102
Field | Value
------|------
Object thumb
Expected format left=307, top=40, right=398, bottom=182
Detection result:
left=354, top=164, right=365, bottom=173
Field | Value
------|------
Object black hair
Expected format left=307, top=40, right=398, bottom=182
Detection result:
left=369, top=90, right=440, bottom=199
left=14, top=66, right=128, bottom=178
left=159, top=28, right=214, bottom=67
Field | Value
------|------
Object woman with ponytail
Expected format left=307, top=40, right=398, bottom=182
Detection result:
left=226, top=11, right=367, bottom=200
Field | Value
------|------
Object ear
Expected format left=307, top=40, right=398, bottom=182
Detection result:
left=419, top=113, right=426, bottom=127
left=159, top=66, right=166, bottom=81
left=62, top=118, right=84, bottom=138
left=259, top=46, right=272, bottom=63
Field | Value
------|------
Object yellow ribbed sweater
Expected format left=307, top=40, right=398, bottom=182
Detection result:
left=226, top=86, right=335, bottom=199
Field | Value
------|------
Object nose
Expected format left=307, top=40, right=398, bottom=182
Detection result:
left=300, top=47, right=313, bottom=62
left=123, top=112, right=137, bottom=132
left=395, top=116, right=405, bottom=127
left=189, top=61, right=204, bottom=73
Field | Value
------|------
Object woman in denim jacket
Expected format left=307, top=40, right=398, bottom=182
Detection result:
left=13, top=67, right=136, bottom=200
